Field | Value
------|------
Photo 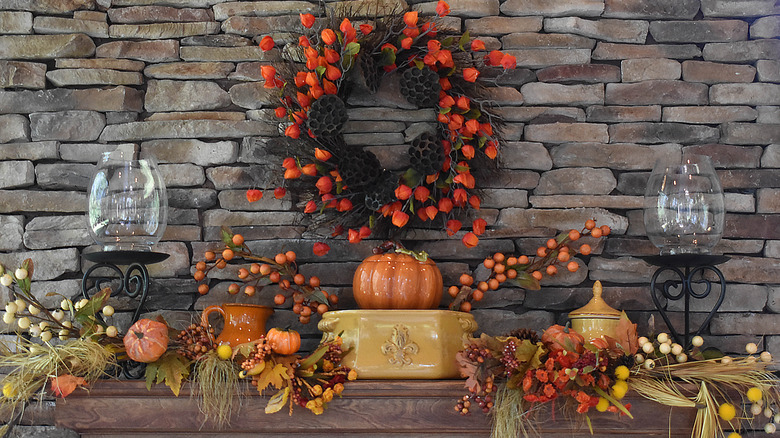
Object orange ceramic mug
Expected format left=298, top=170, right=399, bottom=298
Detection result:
left=201, top=303, right=274, bottom=347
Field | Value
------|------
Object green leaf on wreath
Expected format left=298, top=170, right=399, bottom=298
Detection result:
left=401, top=168, right=421, bottom=187
left=315, top=65, right=326, bottom=77
left=413, top=59, right=424, bottom=70
left=380, top=48, right=396, bottom=66
left=345, top=42, right=360, bottom=56
left=265, top=387, right=290, bottom=414
left=453, top=163, right=470, bottom=172
left=465, top=109, right=481, bottom=120
left=439, top=106, right=451, bottom=114
left=442, top=36, right=454, bottom=47
left=145, top=350, right=191, bottom=396
left=458, top=31, right=470, bottom=51
left=478, top=136, right=488, bottom=148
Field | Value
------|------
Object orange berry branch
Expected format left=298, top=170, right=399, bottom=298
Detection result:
left=193, top=228, right=337, bottom=324
left=448, top=219, right=611, bottom=311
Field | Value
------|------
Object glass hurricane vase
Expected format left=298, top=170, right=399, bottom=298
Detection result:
left=87, top=150, right=168, bottom=252
left=643, top=154, right=725, bottom=256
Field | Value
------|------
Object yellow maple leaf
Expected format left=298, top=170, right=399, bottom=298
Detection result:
left=145, top=351, right=190, bottom=396
left=256, top=363, right=289, bottom=393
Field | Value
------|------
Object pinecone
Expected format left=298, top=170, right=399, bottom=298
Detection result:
left=409, top=131, right=445, bottom=176
left=338, top=149, right=382, bottom=188
left=364, top=171, right=399, bottom=211
left=307, top=94, right=348, bottom=137
left=504, top=328, right=540, bottom=344
left=400, top=66, right=440, bottom=107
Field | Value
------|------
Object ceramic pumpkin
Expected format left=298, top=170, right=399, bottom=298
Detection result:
left=352, top=247, right=443, bottom=309
left=266, top=328, right=301, bottom=355
left=123, top=319, right=169, bottom=363
left=542, top=324, right=584, bottom=355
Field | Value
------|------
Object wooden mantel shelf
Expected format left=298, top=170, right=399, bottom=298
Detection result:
left=55, top=380, right=705, bottom=438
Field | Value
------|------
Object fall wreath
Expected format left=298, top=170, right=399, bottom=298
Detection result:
left=248, top=1, right=517, bottom=251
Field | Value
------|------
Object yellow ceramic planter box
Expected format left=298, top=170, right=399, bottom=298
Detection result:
left=318, top=309, right=478, bottom=379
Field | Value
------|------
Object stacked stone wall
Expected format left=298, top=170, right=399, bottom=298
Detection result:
left=0, top=0, right=778, bottom=434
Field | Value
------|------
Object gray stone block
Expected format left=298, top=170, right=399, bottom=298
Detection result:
left=0, top=161, right=33, bottom=189
left=29, top=110, right=105, bottom=142
left=0, top=114, right=29, bottom=143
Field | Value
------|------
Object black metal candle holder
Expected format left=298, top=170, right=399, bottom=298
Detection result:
left=646, top=254, right=729, bottom=349
left=81, top=250, right=169, bottom=323
left=81, top=250, right=169, bottom=379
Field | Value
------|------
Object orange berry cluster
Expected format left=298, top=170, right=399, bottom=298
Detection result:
left=449, top=219, right=610, bottom=311
left=193, top=231, right=336, bottom=324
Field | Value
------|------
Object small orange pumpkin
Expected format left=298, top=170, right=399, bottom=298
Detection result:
left=123, top=319, right=169, bottom=363
left=542, top=324, right=584, bottom=355
left=352, top=248, right=443, bottom=309
left=266, top=328, right=301, bottom=355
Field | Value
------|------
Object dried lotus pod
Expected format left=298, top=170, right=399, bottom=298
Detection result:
left=400, top=66, right=440, bottom=108
left=358, top=52, right=380, bottom=93
left=308, top=94, right=348, bottom=137
left=409, top=131, right=445, bottom=176
left=338, top=149, right=382, bottom=188
left=364, top=171, right=399, bottom=212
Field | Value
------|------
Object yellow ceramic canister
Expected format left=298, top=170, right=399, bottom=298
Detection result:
left=568, top=281, right=621, bottom=342
left=318, top=309, right=478, bottom=379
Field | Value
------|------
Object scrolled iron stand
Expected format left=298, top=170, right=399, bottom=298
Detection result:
left=81, top=250, right=169, bottom=379
left=646, top=254, right=729, bottom=350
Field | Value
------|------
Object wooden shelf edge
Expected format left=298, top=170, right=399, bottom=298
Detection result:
left=55, top=379, right=709, bottom=437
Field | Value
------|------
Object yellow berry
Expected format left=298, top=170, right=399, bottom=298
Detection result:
left=718, top=403, right=736, bottom=421
left=747, top=387, right=762, bottom=403
left=595, top=397, right=609, bottom=412
left=614, top=365, right=630, bottom=381
left=727, top=433, right=741, bottom=438
left=216, top=344, right=232, bottom=360
left=106, top=326, right=118, bottom=337
left=3, top=383, right=16, bottom=398
left=611, top=380, right=628, bottom=400
left=102, top=305, right=115, bottom=317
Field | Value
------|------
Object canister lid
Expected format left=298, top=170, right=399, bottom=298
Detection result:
left=568, top=281, right=621, bottom=319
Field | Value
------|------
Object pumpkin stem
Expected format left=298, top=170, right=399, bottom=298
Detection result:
left=373, top=240, right=402, bottom=254
left=394, top=248, right=430, bottom=262
left=373, top=241, right=430, bottom=262
left=134, top=330, right=144, bottom=339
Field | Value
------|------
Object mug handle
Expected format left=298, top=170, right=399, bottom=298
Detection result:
left=201, top=305, right=225, bottom=342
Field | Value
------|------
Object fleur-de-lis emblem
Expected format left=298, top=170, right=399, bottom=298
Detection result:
left=380, top=324, right=419, bottom=366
